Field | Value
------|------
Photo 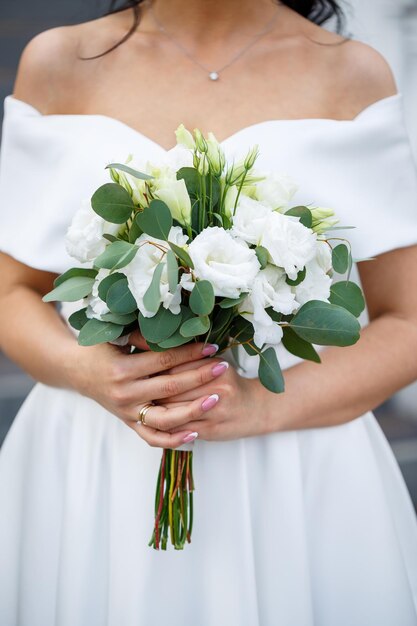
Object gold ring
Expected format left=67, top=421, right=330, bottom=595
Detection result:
left=137, top=402, right=155, bottom=426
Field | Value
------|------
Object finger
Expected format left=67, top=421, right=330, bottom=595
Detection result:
left=167, top=357, right=223, bottom=375
left=128, top=330, right=151, bottom=351
left=132, top=393, right=219, bottom=431
left=125, top=342, right=219, bottom=378
left=133, top=424, right=199, bottom=449
left=129, top=360, right=229, bottom=402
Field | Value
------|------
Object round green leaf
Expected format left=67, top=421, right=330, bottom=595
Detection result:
left=101, top=311, right=137, bottom=325
left=255, top=246, right=268, bottom=269
left=68, top=308, right=89, bottom=331
left=285, top=206, right=313, bottom=229
left=98, top=272, right=125, bottom=301
left=136, top=199, right=173, bottom=240
left=78, top=318, right=124, bottom=346
left=329, top=281, right=365, bottom=318
left=332, top=243, right=350, bottom=274
left=166, top=249, right=179, bottom=293
left=169, top=242, right=194, bottom=269
left=189, top=280, right=215, bottom=316
left=95, top=241, right=138, bottom=270
left=139, top=307, right=183, bottom=344
left=218, top=293, right=248, bottom=309
left=289, top=300, right=360, bottom=346
left=258, top=347, right=285, bottom=393
left=282, top=326, right=321, bottom=363
left=91, top=183, right=134, bottom=224
left=179, top=315, right=210, bottom=338
left=106, top=277, right=137, bottom=314
left=286, top=267, right=306, bottom=287
left=43, top=276, right=95, bottom=303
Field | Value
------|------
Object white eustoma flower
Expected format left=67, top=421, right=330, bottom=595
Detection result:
left=175, top=124, right=195, bottom=150
left=65, top=200, right=120, bottom=263
left=181, top=226, right=260, bottom=298
left=123, top=226, right=188, bottom=318
left=231, top=195, right=272, bottom=245
left=261, top=212, right=317, bottom=280
left=85, top=268, right=111, bottom=320
left=254, top=171, right=298, bottom=210
left=239, top=265, right=297, bottom=347
left=154, top=176, right=192, bottom=226
left=294, top=259, right=332, bottom=306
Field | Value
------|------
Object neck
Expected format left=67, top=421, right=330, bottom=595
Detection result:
left=141, top=0, right=282, bottom=40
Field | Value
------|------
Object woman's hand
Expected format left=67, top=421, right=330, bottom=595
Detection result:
left=142, top=358, right=269, bottom=443
left=66, top=332, right=233, bottom=448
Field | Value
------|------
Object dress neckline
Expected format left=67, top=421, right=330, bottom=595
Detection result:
left=5, top=93, right=402, bottom=153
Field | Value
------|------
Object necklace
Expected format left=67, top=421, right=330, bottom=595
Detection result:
left=149, top=3, right=281, bottom=81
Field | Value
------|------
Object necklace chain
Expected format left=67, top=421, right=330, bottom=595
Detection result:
left=148, top=2, right=281, bottom=81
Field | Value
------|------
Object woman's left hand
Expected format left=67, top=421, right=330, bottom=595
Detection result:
left=150, top=357, right=270, bottom=441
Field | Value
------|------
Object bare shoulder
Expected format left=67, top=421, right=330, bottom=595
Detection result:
left=332, top=39, right=397, bottom=114
left=13, top=11, right=132, bottom=114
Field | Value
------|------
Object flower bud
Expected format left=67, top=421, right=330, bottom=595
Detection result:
left=244, top=145, right=259, bottom=171
left=194, top=129, right=208, bottom=153
left=206, top=132, right=225, bottom=175
left=175, top=124, right=195, bottom=150
left=310, top=206, right=335, bottom=220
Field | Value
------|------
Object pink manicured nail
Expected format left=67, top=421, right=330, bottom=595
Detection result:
left=182, top=432, right=199, bottom=443
left=202, top=343, right=219, bottom=356
left=201, top=394, right=219, bottom=411
left=212, top=361, right=229, bottom=377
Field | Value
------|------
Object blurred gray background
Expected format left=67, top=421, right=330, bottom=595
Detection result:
left=0, top=0, right=416, bottom=505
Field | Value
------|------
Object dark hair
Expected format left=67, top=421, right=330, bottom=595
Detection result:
left=90, top=0, right=345, bottom=59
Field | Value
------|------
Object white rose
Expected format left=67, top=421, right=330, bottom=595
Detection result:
left=231, top=195, right=272, bottom=245
left=123, top=226, right=188, bottom=318
left=294, top=259, right=332, bottom=306
left=239, top=265, right=297, bottom=347
left=181, top=226, right=260, bottom=299
left=255, top=171, right=298, bottom=210
left=85, top=268, right=111, bottom=320
left=65, top=200, right=120, bottom=263
left=261, top=212, right=317, bottom=280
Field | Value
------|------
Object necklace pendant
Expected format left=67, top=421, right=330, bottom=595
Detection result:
left=209, top=71, right=219, bottom=81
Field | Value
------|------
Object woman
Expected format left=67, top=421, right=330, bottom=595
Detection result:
left=0, top=0, right=416, bottom=624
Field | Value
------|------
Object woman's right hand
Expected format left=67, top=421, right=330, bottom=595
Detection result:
left=66, top=331, right=226, bottom=448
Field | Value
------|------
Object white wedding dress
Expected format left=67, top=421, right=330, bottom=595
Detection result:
left=0, top=94, right=417, bottom=626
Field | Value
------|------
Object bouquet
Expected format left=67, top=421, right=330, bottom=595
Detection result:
left=44, top=125, right=364, bottom=550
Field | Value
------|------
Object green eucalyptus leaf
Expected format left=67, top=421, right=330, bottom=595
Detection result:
left=43, top=276, right=95, bottom=303
left=53, top=268, right=97, bottom=288
left=105, top=162, right=153, bottom=180
left=329, top=281, right=365, bottom=318
left=189, top=280, right=215, bottom=316
left=255, top=246, right=268, bottom=269
left=100, top=311, right=137, bottom=325
left=158, top=334, right=192, bottom=349
left=332, top=243, right=350, bottom=274
left=219, top=293, right=248, bottom=309
left=258, top=347, right=285, bottom=393
left=179, top=315, right=210, bottom=338
left=78, top=318, right=124, bottom=346
left=128, top=217, right=143, bottom=243
left=282, top=326, right=321, bottom=363
left=139, top=307, right=182, bottom=343
left=136, top=199, right=172, bottom=240
left=177, top=167, right=200, bottom=197
left=103, top=234, right=118, bottom=243
left=106, top=277, right=137, bottom=314
left=285, top=206, right=313, bottom=229
left=166, top=249, right=179, bottom=293
left=95, top=241, right=138, bottom=270
left=68, top=308, right=89, bottom=331
left=290, top=300, right=361, bottom=346
left=143, top=263, right=164, bottom=314
left=91, top=183, right=134, bottom=223
left=98, top=272, right=125, bottom=301
left=169, top=242, right=194, bottom=269
left=286, top=267, right=306, bottom=287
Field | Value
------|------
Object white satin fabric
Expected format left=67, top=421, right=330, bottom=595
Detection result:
left=0, top=95, right=417, bottom=626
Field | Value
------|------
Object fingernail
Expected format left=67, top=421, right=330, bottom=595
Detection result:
left=212, top=361, right=229, bottom=377
left=202, top=343, right=219, bottom=356
left=201, top=394, right=219, bottom=411
left=182, top=432, right=199, bottom=443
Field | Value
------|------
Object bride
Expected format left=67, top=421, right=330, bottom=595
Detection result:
left=0, top=0, right=416, bottom=624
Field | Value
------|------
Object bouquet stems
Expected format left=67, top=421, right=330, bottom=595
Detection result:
left=148, top=449, right=195, bottom=550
